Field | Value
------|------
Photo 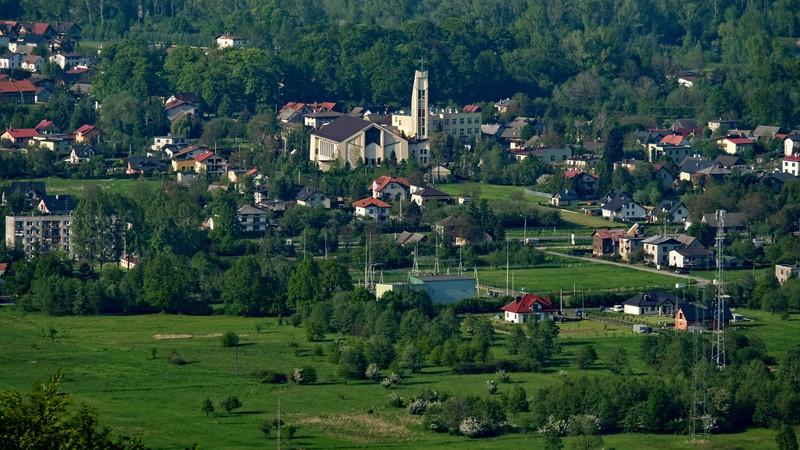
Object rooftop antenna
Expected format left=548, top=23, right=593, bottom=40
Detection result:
left=711, top=209, right=727, bottom=369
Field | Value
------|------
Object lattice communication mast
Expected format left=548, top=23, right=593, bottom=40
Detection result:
left=711, top=209, right=726, bottom=369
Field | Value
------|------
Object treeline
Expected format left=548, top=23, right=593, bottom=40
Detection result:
left=11, top=0, right=800, bottom=131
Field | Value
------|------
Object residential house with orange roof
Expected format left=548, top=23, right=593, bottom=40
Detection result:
left=371, top=175, right=411, bottom=201
left=352, top=197, right=392, bottom=222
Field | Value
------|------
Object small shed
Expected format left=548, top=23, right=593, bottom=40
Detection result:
left=633, top=324, right=653, bottom=334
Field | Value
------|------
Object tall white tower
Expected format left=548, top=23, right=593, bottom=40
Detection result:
left=410, top=69, right=429, bottom=139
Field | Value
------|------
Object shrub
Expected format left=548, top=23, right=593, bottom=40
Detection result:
left=201, top=398, right=214, bottom=416
left=222, top=331, right=240, bottom=348
left=381, top=372, right=402, bottom=388
left=220, top=396, right=242, bottom=414
left=168, top=353, right=187, bottom=365
left=459, top=416, right=488, bottom=438
left=408, top=398, right=429, bottom=415
left=496, top=369, right=511, bottom=383
left=388, top=393, right=404, bottom=408
left=251, top=370, right=287, bottom=384
left=260, top=420, right=271, bottom=437
left=338, top=346, right=367, bottom=379
left=289, top=313, right=302, bottom=327
left=486, top=380, right=498, bottom=394
left=576, top=345, right=598, bottom=370
left=365, top=363, right=381, bottom=381
left=292, top=367, right=317, bottom=385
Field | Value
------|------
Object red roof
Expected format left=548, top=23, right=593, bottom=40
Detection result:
left=593, top=229, right=629, bottom=240
left=0, top=262, right=8, bottom=273
left=0, top=74, right=7, bottom=81
left=501, top=294, right=557, bottom=314
left=194, top=151, right=216, bottom=162
left=463, top=104, right=481, bottom=113
left=35, top=119, right=52, bottom=131
left=785, top=155, right=800, bottom=162
left=31, top=23, right=51, bottom=36
left=660, top=134, right=686, bottom=145
left=281, top=101, right=305, bottom=112
left=244, top=167, right=259, bottom=176
left=352, top=197, right=391, bottom=209
left=3, top=128, right=39, bottom=139
left=372, top=175, right=411, bottom=192
left=75, top=124, right=97, bottom=135
left=725, top=137, right=753, bottom=145
left=565, top=169, right=595, bottom=179
left=0, top=80, right=37, bottom=94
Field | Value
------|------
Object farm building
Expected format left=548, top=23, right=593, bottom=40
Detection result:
left=375, top=275, right=475, bottom=304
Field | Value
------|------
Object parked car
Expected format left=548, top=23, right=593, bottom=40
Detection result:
left=610, top=305, right=624, bottom=312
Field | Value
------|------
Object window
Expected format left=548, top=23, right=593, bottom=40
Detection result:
left=467, top=117, right=472, bottom=124
left=459, top=118, right=465, bottom=124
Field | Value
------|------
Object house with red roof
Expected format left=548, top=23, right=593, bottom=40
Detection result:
left=74, top=124, right=100, bottom=144
left=462, top=104, right=481, bottom=113
left=564, top=170, right=598, bottom=199
left=194, top=151, right=228, bottom=177
left=717, top=136, right=754, bottom=155
left=660, top=134, right=690, bottom=146
left=0, top=79, right=38, bottom=104
left=352, top=197, right=392, bottom=222
left=371, top=175, right=411, bottom=201
left=783, top=154, right=800, bottom=177
left=1, top=128, right=40, bottom=146
left=501, top=294, right=558, bottom=324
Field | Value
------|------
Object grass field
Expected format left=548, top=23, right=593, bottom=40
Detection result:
left=1, top=307, right=790, bottom=449
left=477, top=263, right=681, bottom=294
left=6, top=177, right=163, bottom=198
left=438, top=183, right=620, bottom=229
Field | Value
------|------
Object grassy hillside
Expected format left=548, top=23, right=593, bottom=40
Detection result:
left=437, top=183, right=621, bottom=230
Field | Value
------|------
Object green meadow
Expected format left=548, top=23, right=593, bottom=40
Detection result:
left=0, top=307, right=791, bottom=449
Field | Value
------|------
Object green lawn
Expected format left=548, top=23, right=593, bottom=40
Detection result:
left=0, top=308, right=787, bottom=449
left=7, top=177, right=162, bottom=198
left=477, top=263, right=681, bottom=295
left=438, top=183, right=621, bottom=229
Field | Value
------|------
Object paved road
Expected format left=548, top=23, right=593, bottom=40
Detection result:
left=538, top=249, right=712, bottom=286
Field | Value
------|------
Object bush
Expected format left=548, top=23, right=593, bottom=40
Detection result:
left=252, top=370, right=288, bottom=384
left=496, top=369, right=511, bottom=383
left=408, top=398, right=429, bottom=415
left=222, top=331, right=240, bottom=348
left=459, top=416, right=489, bottom=438
left=168, top=352, right=187, bottom=365
left=289, top=313, right=302, bottom=327
left=389, top=393, right=405, bottom=408
left=292, top=367, right=317, bottom=385
left=576, top=345, right=598, bottom=370
left=486, top=380, right=498, bottom=394
left=381, top=372, right=402, bottom=388
left=338, top=346, right=367, bottom=379
left=365, top=363, right=381, bottom=381
left=220, top=396, right=242, bottom=414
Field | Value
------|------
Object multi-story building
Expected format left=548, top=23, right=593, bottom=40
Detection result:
left=309, top=115, right=409, bottom=171
left=5, top=212, right=73, bottom=256
left=783, top=155, right=800, bottom=176
left=776, top=264, right=800, bottom=285
left=429, top=106, right=482, bottom=141
left=236, top=205, right=269, bottom=234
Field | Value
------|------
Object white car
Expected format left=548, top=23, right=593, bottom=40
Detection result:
left=610, top=305, right=624, bottom=312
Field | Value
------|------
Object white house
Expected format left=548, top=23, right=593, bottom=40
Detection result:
left=601, top=193, right=646, bottom=221
left=352, top=197, right=391, bottom=222
left=48, top=52, right=89, bottom=70
left=783, top=155, right=800, bottom=176
left=650, top=200, right=688, bottom=223
left=410, top=187, right=452, bottom=207
left=669, top=247, right=713, bottom=270
left=501, top=294, right=557, bottom=324
left=152, top=135, right=186, bottom=152
left=623, top=292, right=678, bottom=316
left=216, top=33, right=246, bottom=49
left=371, top=175, right=411, bottom=201
left=642, top=234, right=702, bottom=268
left=785, top=134, right=800, bottom=156
left=20, top=54, right=43, bottom=72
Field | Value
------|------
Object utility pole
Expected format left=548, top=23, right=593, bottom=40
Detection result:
left=711, top=209, right=727, bottom=369
left=276, top=397, right=281, bottom=450
left=505, top=240, right=510, bottom=296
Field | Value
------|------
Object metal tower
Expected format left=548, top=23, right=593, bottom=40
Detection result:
left=711, top=209, right=727, bottom=369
